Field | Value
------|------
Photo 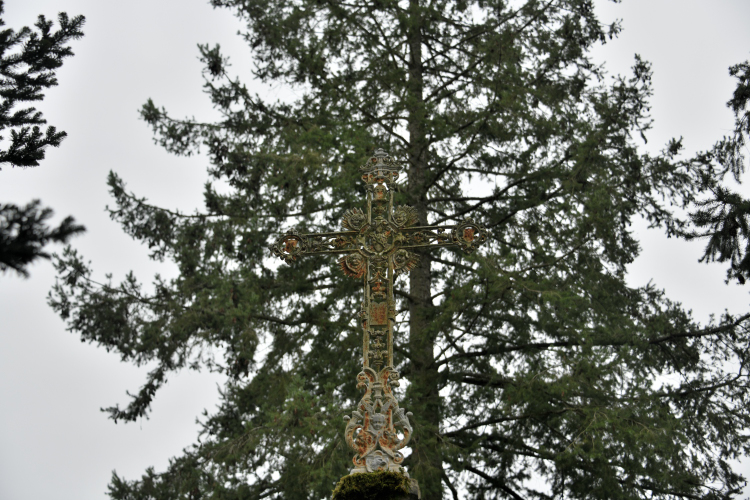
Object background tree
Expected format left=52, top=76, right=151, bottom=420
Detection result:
left=0, top=1, right=85, bottom=277
left=684, top=60, right=750, bottom=284
left=50, top=1, right=750, bottom=499
left=0, top=198, right=84, bottom=277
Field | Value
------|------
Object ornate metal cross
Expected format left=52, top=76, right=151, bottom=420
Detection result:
left=271, top=148, right=487, bottom=477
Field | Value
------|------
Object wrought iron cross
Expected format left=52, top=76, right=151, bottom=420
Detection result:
left=270, top=148, right=487, bottom=477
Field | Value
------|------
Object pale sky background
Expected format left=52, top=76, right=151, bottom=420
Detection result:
left=1, top=1, right=749, bottom=499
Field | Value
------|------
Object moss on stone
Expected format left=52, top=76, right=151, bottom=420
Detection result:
left=331, top=470, right=412, bottom=500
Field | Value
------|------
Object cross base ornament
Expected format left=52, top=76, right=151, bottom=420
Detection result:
left=344, top=365, right=411, bottom=474
left=271, top=149, right=487, bottom=488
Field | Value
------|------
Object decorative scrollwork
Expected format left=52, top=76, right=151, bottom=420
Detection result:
left=307, top=234, right=357, bottom=253
left=401, top=227, right=450, bottom=247
left=271, top=230, right=359, bottom=262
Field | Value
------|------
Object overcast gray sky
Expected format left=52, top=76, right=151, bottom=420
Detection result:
left=1, top=1, right=749, bottom=499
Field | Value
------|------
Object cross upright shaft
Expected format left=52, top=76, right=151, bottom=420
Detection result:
left=271, top=148, right=487, bottom=477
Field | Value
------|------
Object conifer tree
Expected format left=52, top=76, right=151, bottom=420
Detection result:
left=0, top=1, right=85, bottom=277
left=51, top=1, right=750, bottom=499
left=0, top=199, right=84, bottom=276
left=685, top=60, right=750, bottom=284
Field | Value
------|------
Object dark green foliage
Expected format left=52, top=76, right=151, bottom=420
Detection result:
left=331, top=471, right=412, bottom=500
left=0, top=199, right=83, bottom=277
left=0, top=3, right=85, bottom=277
left=683, top=61, right=750, bottom=283
left=711, top=61, right=750, bottom=182
left=50, top=1, right=750, bottom=499
left=0, top=0, right=85, bottom=168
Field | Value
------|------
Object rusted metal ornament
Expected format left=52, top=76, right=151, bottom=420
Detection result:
left=269, top=149, right=488, bottom=480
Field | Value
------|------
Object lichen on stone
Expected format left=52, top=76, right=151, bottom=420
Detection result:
left=331, top=470, right=412, bottom=500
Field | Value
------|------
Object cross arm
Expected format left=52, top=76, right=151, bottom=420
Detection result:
left=398, top=217, right=487, bottom=254
left=270, top=228, right=359, bottom=263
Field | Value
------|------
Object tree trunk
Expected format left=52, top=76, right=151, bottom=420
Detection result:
left=406, top=1, right=443, bottom=497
